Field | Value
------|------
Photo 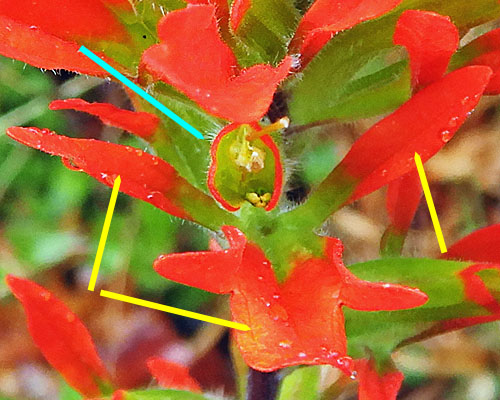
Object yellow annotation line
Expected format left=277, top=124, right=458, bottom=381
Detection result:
left=88, top=176, right=121, bottom=291
left=414, top=153, right=447, bottom=253
left=100, top=290, right=250, bottom=331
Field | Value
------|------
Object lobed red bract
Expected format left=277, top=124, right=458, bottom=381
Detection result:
left=154, top=227, right=427, bottom=374
left=394, top=10, right=459, bottom=89
left=147, top=357, right=202, bottom=393
left=339, top=66, right=491, bottom=202
left=355, top=359, right=404, bottom=400
left=5, top=275, right=111, bottom=397
left=6, top=127, right=191, bottom=220
left=293, top=0, right=401, bottom=66
left=230, top=0, right=252, bottom=32
left=50, top=99, right=160, bottom=139
left=141, top=4, right=292, bottom=123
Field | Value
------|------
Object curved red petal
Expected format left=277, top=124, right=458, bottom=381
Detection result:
left=50, top=99, right=160, bottom=139
left=0, top=16, right=109, bottom=75
left=207, top=124, right=243, bottom=212
left=6, top=275, right=110, bottom=397
left=7, top=127, right=191, bottom=220
left=458, top=264, right=500, bottom=314
left=147, top=357, right=201, bottom=393
left=141, top=5, right=292, bottom=123
left=339, top=65, right=492, bottom=202
left=386, top=170, right=422, bottom=233
left=294, top=0, right=401, bottom=65
left=230, top=0, right=251, bottom=32
left=324, top=238, right=428, bottom=311
left=444, top=224, right=500, bottom=264
left=208, top=123, right=283, bottom=211
left=355, top=359, right=404, bottom=400
left=394, top=10, right=459, bottom=89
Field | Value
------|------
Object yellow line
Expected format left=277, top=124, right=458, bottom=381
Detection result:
left=414, top=153, right=447, bottom=253
left=88, top=176, right=121, bottom=291
left=100, top=290, right=250, bottom=331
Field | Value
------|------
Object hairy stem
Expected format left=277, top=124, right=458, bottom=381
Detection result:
left=246, top=368, right=281, bottom=400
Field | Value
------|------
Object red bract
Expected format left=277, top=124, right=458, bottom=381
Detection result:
left=5, top=275, right=111, bottom=397
left=154, top=226, right=427, bottom=374
left=0, top=0, right=130, bottom=74
left=6, top=127, right=192, bottom=220
left=230, top=0, right=251, bottom=32
left=394, top=10, right=459, bottom=89
left=445, top=224, right=500, bottom=264
left=147, top=357, right=202, bottom=393
left=292, top=0, right=401, bottom=66
left=141, top=4, right=292, bottom=123
left=461, top=28, right=500, bottom=94
left=355, top=359, right=404, bottom=400
left=338, top=65, right=491, bottom=202
left=50, top=99, right=160, bottom=139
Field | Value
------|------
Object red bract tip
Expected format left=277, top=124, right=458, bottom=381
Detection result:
left=141, top=5, right=292, bottom=123
left=0, top=0, right=130, bottom=74
left=355, top=359, right=404, bottom=400
left=5, top=275, right=111, bottom=397
left=293, top=0, right=402, bottom=66
left=394, top=10, right=459, bottom=89
left=147, top=357, right=202, bottom=393
left=444, top=224, right=500, bottom=264
left=462, top=28, right=500, bottom=95
left=230, top=0, right=251, bottom=32
left=50, top=99, right=160, bottom=139
left=339, top=65, right=492, bottom=202
left=6, top=127, right=191, bottom=220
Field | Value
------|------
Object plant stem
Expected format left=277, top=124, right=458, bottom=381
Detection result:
left=246, top=368, right=281, bottom=400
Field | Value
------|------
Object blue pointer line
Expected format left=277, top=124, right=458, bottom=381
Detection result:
left=78, top=45, right=204, bottom=140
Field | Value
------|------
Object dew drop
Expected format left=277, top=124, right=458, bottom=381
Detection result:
left=257, top=275, right=264, bottom=281
left=40, top=291, right=51, bottom=301
left=350, top=370, right=358, bottom=380
left=136, top=149, right=143, bottom=157
left=279, top=340, right=291, bottom=349
left=29, top=25, right=38, bottom=30
left=62, top=157, right=83, bottom=172
left=461, top=96, right=470, bottom=105
left=440, top=129, right=452, bottom=143
left=298, top=352, right=307, bottom=358
left=448, top=116, right=459, bottom=128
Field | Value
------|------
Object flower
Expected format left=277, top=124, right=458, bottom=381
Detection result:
left=153, top=226, right=427, bottom=375
left=5, top=275, right=202, bottom=397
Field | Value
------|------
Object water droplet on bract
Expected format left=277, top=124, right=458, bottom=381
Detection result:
left=272, top=294, right=280, bottom=300
left=152, top=158, right=159, bottom=166
left=136, top=149, right=143, bottom=157
left=66, top=312, right=75, bottom=322
left=126, top=147, right=133, bottom=152
left=461, top=96, right=470, bottom=105
left=40, top=291, right=51, bottom=301
left=257, top=275, right=264, bottom=281
left=62, top=158, right=83, bottom=171
left=279, top=340, right=291, bottom=349
left=298, top=352, right=307, bottom=358
left=259, top=297, right=271, bottom=307
left=440, top=130, right=452, bottom=143
left=29, top=25, right=38, bottom=30
left=350, top=370, right=358, bottom=380
left=448, top=116, right=459, bottom=128
left=381, top=169, right=388, bottom=177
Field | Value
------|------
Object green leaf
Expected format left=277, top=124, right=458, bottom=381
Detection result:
left=288, top=0, right=500, bottom=125
left=278, top=366, right=321, bottom=400
left=343, top=257, right=494, bottom=361
left=232, top=0, right=300, bottom=67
